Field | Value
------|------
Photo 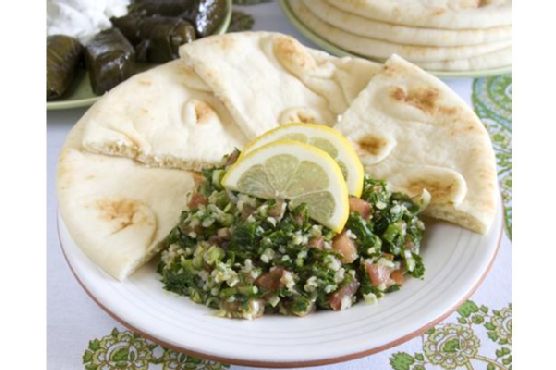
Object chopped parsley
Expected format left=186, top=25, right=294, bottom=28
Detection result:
left=158, top=152, right=426, bottom=319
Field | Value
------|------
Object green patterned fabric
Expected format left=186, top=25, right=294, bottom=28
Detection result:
left=83, top=328, right=229, bottom=370
left=390, top=301, right=512, bottom=370
left=472, top=75, right=512, bottom=238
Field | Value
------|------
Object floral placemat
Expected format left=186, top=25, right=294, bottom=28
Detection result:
left=390, top=300, right=512, bottom=370
left=83, top=328, right=229, bottom=370
left=472, top=76, right=512, bottom=239
left=82, top=301, right=512, bottom=370
left=78, top=72, right=512, bottom=370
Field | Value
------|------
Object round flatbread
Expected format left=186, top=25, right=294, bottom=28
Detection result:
left=303, top=0, right=511, bottom=47
left=419, top=47, right=511, bottom=71
left=290, top=0, right=511, bottom=64
left=327, top=0, right=512, bottom=29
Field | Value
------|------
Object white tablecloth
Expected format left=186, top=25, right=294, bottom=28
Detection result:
left=47, top=2, right=512, bottom=369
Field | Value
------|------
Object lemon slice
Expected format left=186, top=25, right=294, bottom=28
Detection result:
left=222, top=139, right=349, bottom=232
left=242, top=123, right=364, bottom=197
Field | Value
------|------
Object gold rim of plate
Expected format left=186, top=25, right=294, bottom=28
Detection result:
left=47, top=0, right=232, bottom=111
left=279, top=0, right=511, bottom=78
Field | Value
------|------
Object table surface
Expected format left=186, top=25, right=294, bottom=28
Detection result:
left=47, top=2, right=512, bottom=369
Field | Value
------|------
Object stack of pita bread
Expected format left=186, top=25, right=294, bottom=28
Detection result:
left=288, top=0, right=512, bottom=72
left=57, top=32, right=497, bottom=281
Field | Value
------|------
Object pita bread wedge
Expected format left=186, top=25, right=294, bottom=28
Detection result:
left=58, top=120, right=197, bottom=280
left=327, top=0, right=512, bottom=29
left=304, top=0, right=511, bottom=47
left=179, top=32, right=382, bottom=137
left=290, top=0, right=511, bottom=64
left=335, top=55, right=498, bottom=234
left=80, top=60, right=248, bottom=171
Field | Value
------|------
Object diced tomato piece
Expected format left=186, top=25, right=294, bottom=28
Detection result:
left=308, top=236, right=324, bottom=249
left=365, top=261, right=394, bottom=287
left=187, top=193, right=207, bottom=209
left=390, top=270, right=405, bottom=285
left=329, top=279, right=360, bottom=311
left=349, top=197, right=372, bottom=219
left=332, top=232, right=358, bottom=263
left=255, top=267, right=285, bottom=292
left=268, top=200, right=286, bottom=219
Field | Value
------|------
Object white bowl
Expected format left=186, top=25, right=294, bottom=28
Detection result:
left=58, top=205, right=502, bottom=368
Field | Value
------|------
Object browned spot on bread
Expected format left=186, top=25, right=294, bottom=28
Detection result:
left=449, top=120, right=482, bottom=137
left=138, top=79, right=152, bottom=86
left=279, top=108, right=322, bottom=125
left=358, top=136, right=388, bottom=156
left=194, top=101, right=215, bottom=124
left=390, top=87, right=406, bottom=101
left=390, top=87, right=440, bottom=114
left=408, top=88, right=440, bottom=113
left=57, top=151, right=73, bottom=177
left=439, top=105, right=459, bottom=115
left=431, top=7, right=446, bottom=15
left=95, top=199, right=147, bottom=233
left=273, top=36, right=316, bottom=73
left=297, top=112, right=318, bottom=124
left=178, top=64, right=195, bottom=76
left=407, top=180, right=454, bottom=203
left=459, top=0, right=487, bottom=8
left=466, top=124, right=477, bottom=132
left=383, top=63, right=403, bottom=76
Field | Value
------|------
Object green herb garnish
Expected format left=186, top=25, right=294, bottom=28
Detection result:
left=158, top=155, right=426, bottom=319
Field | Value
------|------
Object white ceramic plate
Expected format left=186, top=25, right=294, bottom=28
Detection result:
left=58, top=203, right=502, bottom=368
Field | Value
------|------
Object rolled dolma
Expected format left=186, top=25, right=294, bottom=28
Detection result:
left=137, top=16, right=195, bottom=62
left=228, top=11, right=254, bottom=33
left=109, top=11, right=146, bottom=45
left=130, top=0, right=227, bottom=37
left=194, top=0, right=227, bottom=37
left=112, top=13, right=195, bottom=62
left=130, top=0, right=197, bottom=20
left=47, top=35, right=83, bottom=100
left=85, top=28, right=135, bottom=95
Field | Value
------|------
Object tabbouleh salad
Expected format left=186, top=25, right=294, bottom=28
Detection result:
left=158, top=151, right=426, bottom=319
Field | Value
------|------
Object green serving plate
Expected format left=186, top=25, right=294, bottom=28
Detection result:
left=47, top=0, right=232, bottom=111
left=279, top=0, right=511, bottom=78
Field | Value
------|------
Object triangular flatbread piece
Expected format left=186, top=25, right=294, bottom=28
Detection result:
left=80, top=60, right=247, bottom=171
left=179, top=32, right=381, bottom=137
left=58, top=121, right=197, bottom=280
left=335, top=55, right=498, bottom=234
